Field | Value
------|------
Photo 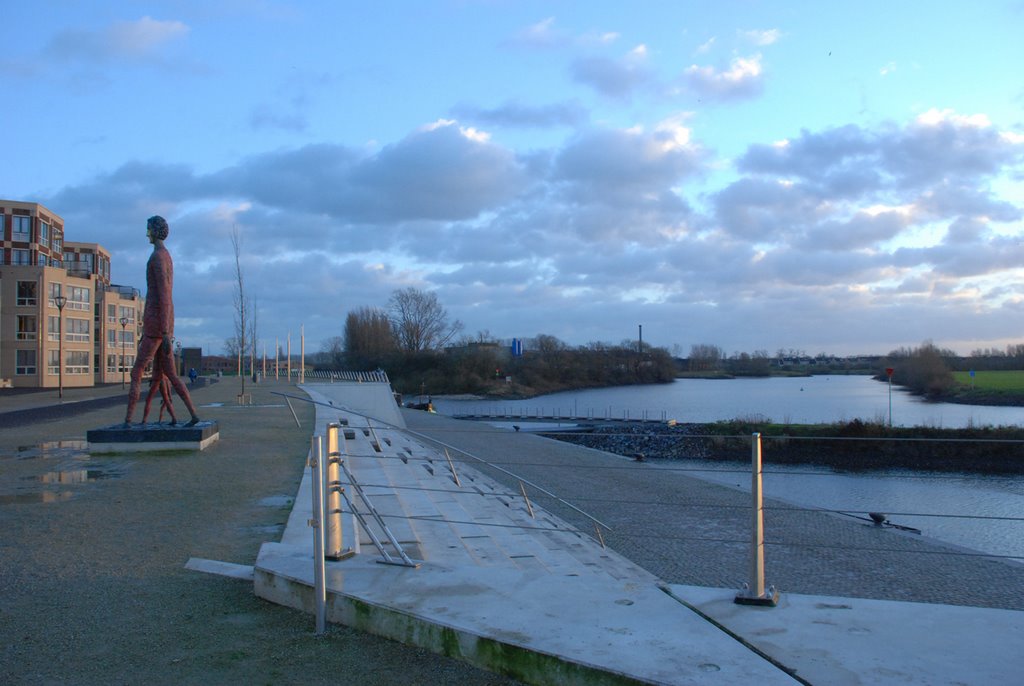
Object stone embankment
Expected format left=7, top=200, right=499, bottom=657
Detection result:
left=544, top=422, right=1024, bottom=474
left=541, top=422, right=713, bottom=462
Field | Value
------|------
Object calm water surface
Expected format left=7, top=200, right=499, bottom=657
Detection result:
left=432, top=375, right=1024, bottom=428
left=671, top=460, right=1024, bottom=560
left=431, top=377, right=1024, bottom=560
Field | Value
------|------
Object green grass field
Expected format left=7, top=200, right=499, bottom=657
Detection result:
left=953, top=370, right=1024, bottom=391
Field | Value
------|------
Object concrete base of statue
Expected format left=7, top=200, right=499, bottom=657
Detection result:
left=87, top=420, right=220, bottom=454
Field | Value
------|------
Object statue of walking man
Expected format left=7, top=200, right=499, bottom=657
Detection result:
left=124, top=216, right=201, bottom=427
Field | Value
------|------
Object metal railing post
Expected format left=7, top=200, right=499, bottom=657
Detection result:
left=735, top=432, right=778, bottom=606
left=309, top=436, right=327, bottom=633
left=325, top=423, right=355, bottom=560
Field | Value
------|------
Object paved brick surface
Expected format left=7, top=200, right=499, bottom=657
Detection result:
left=403, top=410, right=1024, bottom=611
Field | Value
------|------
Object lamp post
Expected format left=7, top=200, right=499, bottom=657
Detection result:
left=119, top=316, right=130, bottom=389
left=54, top=295, right=67, bottom=399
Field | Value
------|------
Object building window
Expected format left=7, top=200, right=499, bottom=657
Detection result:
left=48, top=315, right=61, bottom=342
left=66, top=350, right=90, bottom=375
left=107, top=304, right=117, bottom=322
left=48, top=350, right=60, bottom=375
left=13, top=215, right=31, bottom=240
left=16, top=315, right=37, bottom=340
left=48, top=282, right=62, bottom=307
left=16, top=349, right=37, bottom=375
left=106, top=354, right=117, bottom=373
left=13, top=249, right=31, bottom=265
left=67, top=318, right=90, bottom=342
left=17, top=281, right=37, bottom=306
left=68, top=285, right=90, bottom=311
left=39, top=221, right=50, bottom=249
left=53, top=233, right=63, bottom=254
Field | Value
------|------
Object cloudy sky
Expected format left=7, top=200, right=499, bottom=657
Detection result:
left=3, top=2, right=1023, bottom=358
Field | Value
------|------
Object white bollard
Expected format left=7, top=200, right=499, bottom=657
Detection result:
left=325, top=423, right=355, bottom=560
left=735, top=432, right=778, bottom=606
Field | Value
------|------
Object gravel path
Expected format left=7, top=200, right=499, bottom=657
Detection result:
left=403, top=410, right=1024, bottom=611
left=0, top=380, right=520, bottom=686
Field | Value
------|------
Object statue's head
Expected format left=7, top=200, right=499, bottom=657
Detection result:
left=147, top=215, right=170, bottom=241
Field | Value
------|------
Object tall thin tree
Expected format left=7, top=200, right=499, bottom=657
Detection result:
left=231, top=225, right=249, bottom=395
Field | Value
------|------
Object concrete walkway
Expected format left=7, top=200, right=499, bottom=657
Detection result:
left=250, top=382, right=1024, bottom=685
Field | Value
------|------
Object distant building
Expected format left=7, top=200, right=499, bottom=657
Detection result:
left=0, top=200, right=144, bottom=389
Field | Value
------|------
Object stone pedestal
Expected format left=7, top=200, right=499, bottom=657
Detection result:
left=87, top=421, right=220, bottom=453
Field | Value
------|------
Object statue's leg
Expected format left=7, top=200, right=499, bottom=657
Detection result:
left=142, top=375, right=161, bottom=424
left=160, top=377, right=177, bottom=425
left=125, top=337, right=160, bottom=425
left=160, top=346, right=200, bottom=424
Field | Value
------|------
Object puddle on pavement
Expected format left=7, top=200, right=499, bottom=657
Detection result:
left=0, top=440, right=126, bottom=505
left=26, top=466, right=124, bottom=484
left=7, top=440, right=89, bottom=461
left=0, top=491, right=75, bottom=505
left=259, top=495, right=294, bottom=507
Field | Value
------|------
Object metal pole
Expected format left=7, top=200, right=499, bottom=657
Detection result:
left=119, top=316, right=129, bottom=389
left=309, top=436, right=327, bottom=634
left=888, top=375, right=893, bottom=427
left=300, top=325, right=305, bottom=385
left=55, top=296, right=66, bottom=399
left=735, top=432, right=778, bottom=606
left=325, top=423, right=354, bottom=560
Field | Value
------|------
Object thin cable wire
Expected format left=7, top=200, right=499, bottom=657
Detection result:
left=340, top=508, right=1024, bottom=561
left=336, top=446, right=1023, bottom=481
left=336, top=479, right=1024, bottom=523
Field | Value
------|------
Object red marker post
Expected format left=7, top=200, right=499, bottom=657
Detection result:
left=885, top=367, right=895, bottom=426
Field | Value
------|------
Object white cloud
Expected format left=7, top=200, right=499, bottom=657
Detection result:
left=44, top=16, right=190, bottom=64
left=739, top=29, right=781, bottom=46
left=571, top=46, right=652, bottom=98
left=37, top=111, right=1024, bottom=355
left=696, top=37, right=716, bottom=54
left=452, top=100, right=588, bottom=129
left=683, top=54, right=764, bottom=101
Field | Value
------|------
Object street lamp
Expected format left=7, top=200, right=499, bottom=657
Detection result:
left=119, top=316, right=130, bottom=389
left=54, top=295, right=67, bottom=399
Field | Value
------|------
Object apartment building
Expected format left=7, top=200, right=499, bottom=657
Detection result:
left=0, top=200, right=143, bottom=389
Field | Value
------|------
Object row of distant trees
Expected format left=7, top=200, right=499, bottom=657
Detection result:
left=314, top=287, right=675, bottom=394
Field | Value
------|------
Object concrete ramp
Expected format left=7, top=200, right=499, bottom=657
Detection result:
left=301, top=381, right=406, bottom=428
left=254, top=384, right=799, bottom=684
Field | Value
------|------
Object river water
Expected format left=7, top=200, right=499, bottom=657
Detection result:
left=431, top=376, right=1024, bottom=561
left=430, top=375, right=1023, bottom=428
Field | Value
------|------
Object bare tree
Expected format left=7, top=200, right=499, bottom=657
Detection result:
left=321, top=336, right=346, bottom=368
left=230, top=225, right=249, bottom=394
left=689, top=343, right=723, bottom=372
left=344, top=306, right=396, bottom=367
left=387, top=287, right=463, bottom=353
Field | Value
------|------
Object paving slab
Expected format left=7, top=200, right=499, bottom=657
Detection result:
left=669, top=584, right=1024, bottom=686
